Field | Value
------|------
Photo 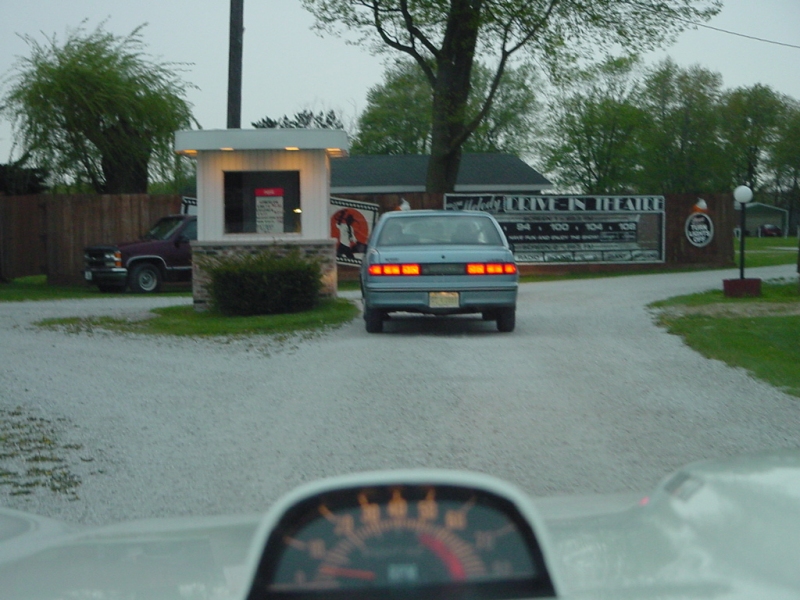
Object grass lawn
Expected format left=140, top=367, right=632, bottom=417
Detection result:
left=0, top=275, right=191, bottom=302
left=734, top=236, right=799, bottom=268
left=651, top=279, right=800, bottom=309
left=652, top=281, right=800, bottom=398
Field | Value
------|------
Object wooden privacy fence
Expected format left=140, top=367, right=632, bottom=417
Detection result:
left=0, top=194, right=182, bottom=285
left=0, top=195, right=45, bottom=281
left=2, top=191, right=739, bottom=285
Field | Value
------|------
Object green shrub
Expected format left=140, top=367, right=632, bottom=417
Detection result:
left=205, top=250, right=322, bottom=316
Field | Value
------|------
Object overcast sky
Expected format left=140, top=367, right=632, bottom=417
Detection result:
left=1, top=0, right=799, bottom=164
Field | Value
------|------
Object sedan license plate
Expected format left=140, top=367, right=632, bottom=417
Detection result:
left=429, top=291, right=459, bottom=308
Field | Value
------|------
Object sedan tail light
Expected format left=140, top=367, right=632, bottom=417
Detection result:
left=467, top=263, right=517, bottom=275
left=368, top=263, right=516, bottom=276
left=368, top=264, right=421, bottom=276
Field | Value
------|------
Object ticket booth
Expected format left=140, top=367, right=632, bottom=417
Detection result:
left=174, top=129, right=349, bottom=310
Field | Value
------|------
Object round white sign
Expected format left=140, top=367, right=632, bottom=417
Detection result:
left=685, top=212, right=714, bottom=248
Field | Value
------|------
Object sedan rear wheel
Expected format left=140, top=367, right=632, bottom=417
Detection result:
left=496, top=307, right=516, bottom=333
left=364, top=307, right=384, bottom=333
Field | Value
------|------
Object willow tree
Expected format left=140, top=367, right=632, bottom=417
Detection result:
left=302, top=0, right=721, bottom=193
left=1, top=22, right=195, bottom=193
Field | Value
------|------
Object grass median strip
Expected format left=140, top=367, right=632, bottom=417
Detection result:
left=36, top=298, right=360, bottom=337
left=651, top=280, right=800, bottom=398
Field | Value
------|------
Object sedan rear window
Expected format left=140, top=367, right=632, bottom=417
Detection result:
left=377, top=215, right=504, bottom=246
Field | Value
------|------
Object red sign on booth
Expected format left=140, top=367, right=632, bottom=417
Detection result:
left=255, top=188, right=285, bottom=197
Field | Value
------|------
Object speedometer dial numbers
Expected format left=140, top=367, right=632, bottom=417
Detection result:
left=257, top=483, right=555, bottom=599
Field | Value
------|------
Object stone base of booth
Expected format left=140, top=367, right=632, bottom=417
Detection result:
left=191, top=239, right=337, bottom=311
left=723, top=278, right=762, bottom=298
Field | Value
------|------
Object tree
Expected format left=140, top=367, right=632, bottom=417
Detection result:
left=252, top=110, right=344, bottom=129
left=463, top=62, right=540, bottom=155
left=302, top=0, right=721, bottom=193
left=1, top=22, right=195, bottom=194
left=635, top=60, right=728, bottom=194
left=765, top=99, right=800, bottom=230
left=539, top=57, right=643, bottom=193
left=352, top=61, right=433, bottom=154
left=720, top=84, right=784, bottom=191
left=0, top=154, right=48, bottom=195
left=352, top=60, right=539, bottom=156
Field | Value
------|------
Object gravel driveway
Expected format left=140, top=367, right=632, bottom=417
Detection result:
left=1, top=265, right=798, bottom=526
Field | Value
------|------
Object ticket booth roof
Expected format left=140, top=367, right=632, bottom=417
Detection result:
left=174, top=129, right=349, bottom=157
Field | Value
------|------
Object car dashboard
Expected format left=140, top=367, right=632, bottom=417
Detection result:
left=2, top=451, right=800, bottom=599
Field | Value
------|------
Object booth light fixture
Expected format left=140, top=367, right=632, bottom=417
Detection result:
left=220, top=147, right=234, bottom=151
left=285, top=146, right=300, bottom=151
left=181, top=149, right=198, bottom=156
left=326, top=148, right=345, bottom=158
left=293, top=208, right=302, bottom=214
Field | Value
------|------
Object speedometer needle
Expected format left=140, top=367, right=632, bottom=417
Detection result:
left=418, top=533, right=466, bottom=581
left=319, top=565, right=377, bottom=581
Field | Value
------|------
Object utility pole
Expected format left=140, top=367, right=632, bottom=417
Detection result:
left=227, top=0, right=244, bottom=129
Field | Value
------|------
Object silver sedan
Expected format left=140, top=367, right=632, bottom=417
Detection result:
left=360, top=210, right=519, bottom=333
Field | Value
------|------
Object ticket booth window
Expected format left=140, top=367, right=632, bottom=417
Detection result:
left=224, top=171, right=301, bottom=234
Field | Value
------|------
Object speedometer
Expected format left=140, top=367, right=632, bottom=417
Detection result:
left=247, top=472, right=557, bottom=600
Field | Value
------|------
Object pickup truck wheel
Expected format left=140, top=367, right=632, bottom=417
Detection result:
left=496, top=307, right=516, bottom=333
left=129, top=263, right=162, bottom=293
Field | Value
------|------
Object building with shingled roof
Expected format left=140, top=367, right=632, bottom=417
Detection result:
left=330, top=153, right=551, bottom=211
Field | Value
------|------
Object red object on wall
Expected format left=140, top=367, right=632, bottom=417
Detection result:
left=255, top=188, right=284, bottom=197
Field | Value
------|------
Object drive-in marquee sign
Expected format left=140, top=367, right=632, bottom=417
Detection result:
left=444, top=194, right=666, bottom=264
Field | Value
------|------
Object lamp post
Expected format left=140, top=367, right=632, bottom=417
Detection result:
left=734, top=185, right=753, bottom=279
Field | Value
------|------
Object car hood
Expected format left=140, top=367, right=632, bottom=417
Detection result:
left=1, top=450, right=798, bottom=599
left=84, top=239, right=157, bottom=253
left=117, top=238, right=162, bottom=251
left=0, top=508, right=263, bottom=599
left=544, top=449, right=800, bottom=599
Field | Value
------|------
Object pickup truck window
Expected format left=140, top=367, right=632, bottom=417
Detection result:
left=143, top=216, right=187, bottom=241
left=181, top=219, right=198, bottom=241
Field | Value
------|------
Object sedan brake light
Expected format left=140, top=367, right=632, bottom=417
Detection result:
left=369, top=262, right=516, bottom=276
left=467, top=263, right=517, bottom=275
left=368, top=264, right=420, bottom=276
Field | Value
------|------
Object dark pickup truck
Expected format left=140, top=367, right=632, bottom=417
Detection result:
left=83, top=214, right=197, bottom=293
